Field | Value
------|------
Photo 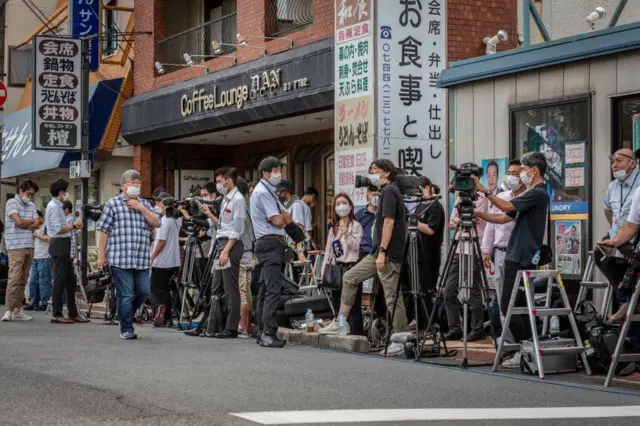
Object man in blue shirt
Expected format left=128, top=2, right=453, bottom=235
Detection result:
left=355, top=188, right=377, bottom=258
left=46, top=179, right=88, bottom=324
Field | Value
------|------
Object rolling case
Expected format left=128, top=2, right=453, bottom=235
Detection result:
left=520, top=337, right=578, bottom=375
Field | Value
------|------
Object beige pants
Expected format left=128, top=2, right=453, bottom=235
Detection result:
left=238, top=261, right=255, bottom=309
left=341, top=254, right=408, bottom=333
left=6, top=248, right=35, bottom=310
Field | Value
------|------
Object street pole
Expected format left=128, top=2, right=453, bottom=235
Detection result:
left=81, top=38, right=89, bottom=290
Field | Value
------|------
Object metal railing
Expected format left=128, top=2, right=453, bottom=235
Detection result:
left=156, top=12, right=237, bottom=74
left=264, top=0, right=314, bottom=37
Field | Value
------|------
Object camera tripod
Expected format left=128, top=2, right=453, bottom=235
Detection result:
left=384, top=197, right=452, bottom=361
left=422, top=220, right=497, bottom=368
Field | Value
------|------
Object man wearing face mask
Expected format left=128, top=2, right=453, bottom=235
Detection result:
left=355, top=188, right=378, bottom=259
left=2, top=180, right=40, bottom=322
left=250, top=156, right=294, bottom=348
left=473, top=152, right=550, bottom=368
left=595, top=149, right=640, bottom=287
left=477, top=159, right=525, bottom=344
left=97, top=170, right=161, bottom=340
left=45, top=179, right=87, bottom=324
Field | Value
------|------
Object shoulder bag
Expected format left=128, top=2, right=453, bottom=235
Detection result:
left=321, top=228, right=343, bottom=292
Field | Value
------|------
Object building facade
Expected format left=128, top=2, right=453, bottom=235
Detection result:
left=124, top=0, right=518, bottom=245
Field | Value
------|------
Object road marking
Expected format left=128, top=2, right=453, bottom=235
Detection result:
left=231, top=406, right=640, bottom=424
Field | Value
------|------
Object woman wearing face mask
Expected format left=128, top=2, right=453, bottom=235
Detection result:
left=150, top=197, right=181, bottom=327
left=321, top=193, right=364, bottom=334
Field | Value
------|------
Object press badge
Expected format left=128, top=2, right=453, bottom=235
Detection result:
left=332, top=239, right=344, bottom=258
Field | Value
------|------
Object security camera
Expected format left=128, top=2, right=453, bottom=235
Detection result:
left=154, top=61, right=165, bottom=75
left=483, top=30, right=508, bottom=54
left=586, top=7, right=606, bottom=29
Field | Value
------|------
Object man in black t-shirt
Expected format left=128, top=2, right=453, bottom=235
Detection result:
left=473, top=151, right=550, bottom=369
left=320, top=159, right=408, bottom=356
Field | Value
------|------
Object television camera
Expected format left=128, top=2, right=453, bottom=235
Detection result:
left=449, top=163, right=483, bottom=228
left=355, top=174, right=424, bottom=198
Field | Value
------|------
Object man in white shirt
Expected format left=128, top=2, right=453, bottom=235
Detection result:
left=478, top=159, right=525, bottom=344
left=26, top=211, right=51, bottom=311
left=2, top=180, right=40, bottom=322
left=302, top=187, right=319, bottom=249
left=202, top=167, right=246, bottom=338
left=276, top=180, right=307, bottom=262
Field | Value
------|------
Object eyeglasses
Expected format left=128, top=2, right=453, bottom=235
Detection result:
left=609, top=153, right=634, bottom=162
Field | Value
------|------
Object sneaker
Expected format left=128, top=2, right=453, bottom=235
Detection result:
left=408, top=320, right=417, bottom=330
left=466, top=330, right=487, bottom=342
left=260, top=334, right=286, bottom=348
left=443, top=329, right=463, bottom=340
left=501, top=351, right=522, bottom=369
left=120, top=331, right=138, bottom=340
left=11, top=309, right=33, bottom=321
left=382, top=342, right=405, bottom=357
left=1, top=311, right=12, bottom=322
left=318, top=319, right=340, bottom=335
left=153, top=306, right=166, bottom=328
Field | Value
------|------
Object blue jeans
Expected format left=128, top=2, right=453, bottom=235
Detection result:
left=111, top=267, right=150, bottom=334
left=28, top=258, right=52, bottom=308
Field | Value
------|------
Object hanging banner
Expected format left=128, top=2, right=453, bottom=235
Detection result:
left=32, top=35, right=82, bottom=151
left=334, top=0, right=375, bottom=207
left=69, top=0, right=100, bottom=70
left=376, top=0, right=447, bottom=196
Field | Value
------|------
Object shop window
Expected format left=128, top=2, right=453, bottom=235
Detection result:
left=102, top=1, right=118, bottom=58
left=8, top=45, right=33, bottom=87
left=613, top=95, right=640, bottom=152
left=511, top=95, right=591, bottom=279
left=264, top=0, right=314, bottom=37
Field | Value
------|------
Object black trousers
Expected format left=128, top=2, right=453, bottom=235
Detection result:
left=254, top=237, right=286, bottom=337
left=151, top=267, right=178, bottom=321
left=444, top=255, right=484, bottom=333
left=213, top=238, right=243, bottom=332
left=49, top=238, right=78, bottom=318
left=404, top=259, right=438, bottom=327
left=500, top=260, right=532, bottom=343
left=593, top=242, right=632, bottom=288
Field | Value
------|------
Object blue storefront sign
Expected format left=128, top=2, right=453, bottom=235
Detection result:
left=69, top=0, right=100, bottom=70
left=550, top=201, right=589, bottom=215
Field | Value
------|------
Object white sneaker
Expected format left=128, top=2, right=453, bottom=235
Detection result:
left=11, top=309, right=33, bottom=321
left=382, top=342, right=405, bottom=357
left=318, top=319, right=340, bottom=335
left=1, top=311, right=12, bottom=322
left=501, top=351, right=522, bottom=369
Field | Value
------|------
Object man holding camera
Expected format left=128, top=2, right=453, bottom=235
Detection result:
left=276, top=180, right=308, bottom=262
left=443, top=181, right=488, bottom=342
left=97, top=170, right=161, bottom=340
left=321, top=159, right=408, bottom=356
left=473, top=152, right=550, bottom=368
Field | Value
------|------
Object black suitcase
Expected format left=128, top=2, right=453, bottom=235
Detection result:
left=284, top=294, right=332, bottom=317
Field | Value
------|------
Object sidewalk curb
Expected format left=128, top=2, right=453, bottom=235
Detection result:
left=277, top=328, right=369, bottom=353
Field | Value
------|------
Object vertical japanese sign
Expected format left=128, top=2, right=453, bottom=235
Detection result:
left=70, top=0, right=100, bottom=70
left=335, top=0, right=375, bottom=207
left=633, top=113, right=640, bottom=152
left=32, top=36, right=82, bottom=151
left=376, top=0, right=447, bottom=194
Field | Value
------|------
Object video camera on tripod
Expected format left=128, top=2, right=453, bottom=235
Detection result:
left=82, top=204, right=104, bottom=222
left=176, top=196, right=222, bottom=218
left=449, top=163, right=484, bottom=228
left=355, top=173, right=424, bottom=198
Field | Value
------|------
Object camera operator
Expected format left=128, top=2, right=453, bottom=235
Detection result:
left=320, top=159, right=408, bottom=356
left=302, top=187, right=319, bottom=250
left=200, top=167, right=245, bottom=338
left=479, top=159, right=525, bottom=344
left=250, top=156, right=291, bottom=348
left=96, top=170, right=161, bottom=340
left=595, top=149, right=640, bottom=293
left=443, top=184, right=487, bottom=342
left=472, top=152, right=550, bottom=368
left=178, top=186, right=218, bottom=267
left=276, top=180, right=307, bottom=262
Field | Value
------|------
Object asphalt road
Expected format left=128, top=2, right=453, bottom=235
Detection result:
left=1, top=314, right=639, bottom=425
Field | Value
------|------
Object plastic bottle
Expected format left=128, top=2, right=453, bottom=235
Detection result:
left=337, top=312, right=349, bottom=335
left=584, top=340, right=595, bottom=356
left=531, top=249, right=541, bottom=266
left=550, top=315, right=560, bottom=334
left=305, top=308, right=315, bottom=332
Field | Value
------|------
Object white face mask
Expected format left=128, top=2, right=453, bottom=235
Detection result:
left=216, top=183, right=228, bottom=196
left=21, top=196, right=31, bottom=204
left=507, top=175, right=522, bottom=190
left=370, top=195, right=379, bottom=207
left=63, top=192, right=70, bottom=201
left=613, top=169, right=629, bottom=182
left=269, top=172, right=282, bottom=186
left=368, top=174, right=382, bottom=188
left=126, top=185, right=141, bottom=198
left=154, top=206, right=163, bottom=214
left=335, top=204, right=351, bottom=217
left=520, top=170, right=533, bottom=187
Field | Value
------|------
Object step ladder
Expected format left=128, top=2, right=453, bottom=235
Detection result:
left=575, top=251, right=613, bottom=318
left=604, top=276, right=640, bottom=387
left=492, top=269, right=592, bottom=379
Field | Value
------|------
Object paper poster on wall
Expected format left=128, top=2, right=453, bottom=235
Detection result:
left=565, top=167, right=585, bottom=188
left=174, top=169, right=215, bottom=199
left=555, top=220, right=581, bottom=275
left=481, top=157, right=508, bottom=193
left=565, top=142, right=585, bottom=165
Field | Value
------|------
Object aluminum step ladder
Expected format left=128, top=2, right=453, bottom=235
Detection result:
left=575, top=251, right=613, bottom=318
left=604, top=276, right=640, bottom=387
left=492, top=269, right=592, bottom=379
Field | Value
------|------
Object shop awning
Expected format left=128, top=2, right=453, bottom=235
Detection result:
left=1, top=78, right=123, bottom=179
left=439, top=22, right=640, bottom=88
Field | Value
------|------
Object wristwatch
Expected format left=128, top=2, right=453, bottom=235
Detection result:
left=484, top=189, right=493, bottom=197
left=379, top=247, right=387, bottom=254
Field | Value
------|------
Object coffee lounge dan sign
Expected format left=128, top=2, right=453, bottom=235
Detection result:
left=180, top=68, right=309, bottom=117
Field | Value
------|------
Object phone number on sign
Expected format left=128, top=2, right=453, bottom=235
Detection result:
left=338, top=151, right=368, bottom=169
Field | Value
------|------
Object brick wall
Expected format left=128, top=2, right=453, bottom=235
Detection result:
left=448, top=0, right=519, bottom=63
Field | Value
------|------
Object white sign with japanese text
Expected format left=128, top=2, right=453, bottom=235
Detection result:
left=376, top=0, right=447, bottom=193
left=33, top=36, right=82, bottom=151
left=336, top=147, right=374, bottom=207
